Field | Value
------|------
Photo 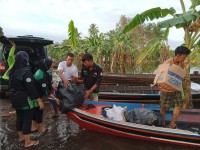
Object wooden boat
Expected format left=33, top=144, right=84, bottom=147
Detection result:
left=102, top=73, right=200, bottom=86
left=67, top=101, right=200, bottom=148
left=98, top=85, right=200, bottom=107
left=98, top=91, right=200, bottom=104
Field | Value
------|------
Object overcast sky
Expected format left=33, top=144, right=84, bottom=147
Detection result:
left=0, top=0, right=198, bottom=49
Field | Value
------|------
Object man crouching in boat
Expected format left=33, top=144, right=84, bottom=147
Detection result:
left=158, top=46, right=190, bottom=129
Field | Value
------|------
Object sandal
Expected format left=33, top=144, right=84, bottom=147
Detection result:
left=169, top=124, right=177, bottom=129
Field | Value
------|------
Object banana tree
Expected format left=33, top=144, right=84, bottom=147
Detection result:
left=122, top=0, right=200, bottom=108
left=85, top=24, right=102, bottom=64
left=136, top=27, right=170, bottom=66
left=68, top=20, right=83, bottom=69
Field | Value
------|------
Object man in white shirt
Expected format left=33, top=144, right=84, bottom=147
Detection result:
left=57, top=53, right=78, bottom=87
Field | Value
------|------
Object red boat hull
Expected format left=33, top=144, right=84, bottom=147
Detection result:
left=66, top=104, right=200, bottom=148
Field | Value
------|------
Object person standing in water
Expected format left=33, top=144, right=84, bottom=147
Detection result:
left=9, top=51, right=43, bottom=148
left=32, top=58, right=60, bottom=133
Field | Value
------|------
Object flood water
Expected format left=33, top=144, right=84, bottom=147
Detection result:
left=0, top=97, right=198, bottom=150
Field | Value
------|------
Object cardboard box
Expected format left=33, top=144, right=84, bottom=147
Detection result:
left=153, top=64, right=186, bottom=92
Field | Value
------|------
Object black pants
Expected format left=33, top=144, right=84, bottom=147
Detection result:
left=16, top=109, right=35, bottom=135
left=33, top=108, right=43, bottom=124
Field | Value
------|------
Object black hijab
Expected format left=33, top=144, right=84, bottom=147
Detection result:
left=9, top=51, right=30, bottom=79
left=39, top=58, right=52, bottom=72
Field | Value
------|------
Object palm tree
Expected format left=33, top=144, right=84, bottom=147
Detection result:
left=122, top=0, right=200, bottom=108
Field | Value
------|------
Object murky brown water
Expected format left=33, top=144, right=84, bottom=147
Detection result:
left=0, top=97, right=198, bottom=150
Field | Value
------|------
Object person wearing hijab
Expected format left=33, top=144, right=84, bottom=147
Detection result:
left=32, top=58, right=60, bottom=133
left=9, top=51, right=44, bottom=148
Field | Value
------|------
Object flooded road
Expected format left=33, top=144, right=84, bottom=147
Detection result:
left=0, top=97, right=198, bottom=150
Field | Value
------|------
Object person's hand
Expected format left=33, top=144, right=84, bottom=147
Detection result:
left=84, top=90, right=92, bottom=99
left=37, top=99, right=44, bottom=110
left=8, top=40, right=15, bottom=47
left=71, top=76, right=78, bottom=81
left=63, top=80, right=70, bottom=87
left=158, top=84, right=167, bottom=90
left=54, top=98, right=60, bottom=105
left=52, top=83, right=57, bottom=90
left=158, top=84, right=173, bottom=92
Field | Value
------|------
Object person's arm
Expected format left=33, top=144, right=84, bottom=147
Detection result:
left=58, top=69, right=70, bottom=87
left=71, top=65, right=83, bottom=83
left=90, top=66, right=103, bottom=92
left=49, top=93, right=60, bottom=105
left=71, top=66, right=83, bottom=82
left=84, top=67, right=102, bottom=99
left=57, top=62, right=70, bottom=87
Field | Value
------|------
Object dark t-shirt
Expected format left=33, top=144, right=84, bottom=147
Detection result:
left=80, top=63, right=102, bottom=93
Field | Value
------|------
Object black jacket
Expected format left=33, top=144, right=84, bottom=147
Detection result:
left=34, top=59, right=53, bottom=97
left=9, top=51, right=40, bottom=109
left=10, top=71, right=40, bottom=109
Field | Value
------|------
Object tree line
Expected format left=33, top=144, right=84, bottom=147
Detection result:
left=48, top=17, right=171, bottom=74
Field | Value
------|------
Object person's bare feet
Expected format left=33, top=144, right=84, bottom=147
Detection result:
left=18, top=137, right=25, bottom=142
left=31, top=121, right=38, bottom=132
left=37, top=123, right=46, bottom=133
left=38, top=127, right=46, bottom=133
left=24, top=140, right=39, bottom=148
left=18, top=134, right=25, bottom=142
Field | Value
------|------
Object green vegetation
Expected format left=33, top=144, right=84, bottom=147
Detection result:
left=122, top=0, right=200, bottom=108
left=48, top=0, right=200, bottom=108
left=48, top=18, right=167, bottom=74
left=0, top=27, right=4, bottom=47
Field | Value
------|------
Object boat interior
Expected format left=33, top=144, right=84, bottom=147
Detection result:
left=78, top=101, right=200, bottom=133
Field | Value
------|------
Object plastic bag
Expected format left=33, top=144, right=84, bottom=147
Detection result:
left=191, top=82, right=200, bottom=91
left=105, top=104, right=127, bottom=121
left=56, top=81, right=85, bottom=113
left=125, top=108, right=163, bottom=126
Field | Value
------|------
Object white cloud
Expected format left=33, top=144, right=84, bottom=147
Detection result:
left=0, top=0, right=196, bottom=48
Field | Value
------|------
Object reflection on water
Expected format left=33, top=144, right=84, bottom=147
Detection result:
left=0, top=97, right=198, bottom=150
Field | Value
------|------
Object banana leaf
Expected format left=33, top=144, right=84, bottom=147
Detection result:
left=122, top=7, right=175, bottom=33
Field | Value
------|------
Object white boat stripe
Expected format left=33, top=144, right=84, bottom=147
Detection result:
left=73, top=108, right=200, bottom=137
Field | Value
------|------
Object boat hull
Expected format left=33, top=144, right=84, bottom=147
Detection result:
left=66, top=102, right=200, bottom=148
left=99, top=92, right=200, bottom=107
